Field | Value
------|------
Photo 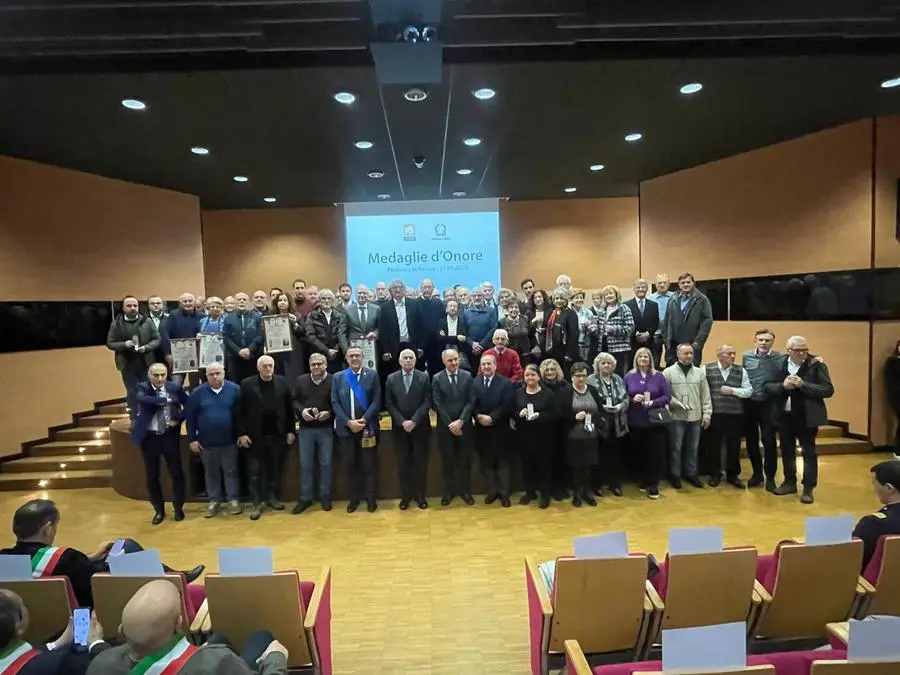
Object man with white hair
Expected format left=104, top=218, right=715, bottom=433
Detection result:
left=236, top=356, right=296, bottom=520
left=431, top=349, right=476, bottom=505
left=555, top=274, right=572, bottom=291
left=481, top=282, right=497, bottom=310
left=764, top=335, right=834, bottom=504
left=482, top=328, right=524, bottom=382
left=420, top=279, right=446, bottom=376
left=471, top=354, right=515, bottom=506
left=704, top=344, right=752, bottom=489
left=306, top=288, right=343, bottom=373
left=223, top=292, right=263, bottom=383
left=163, top=292, right=205, bottom=386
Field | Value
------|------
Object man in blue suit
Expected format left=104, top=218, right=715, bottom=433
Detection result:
left=130, top=363, right=189, bottom=525
left=332, top=346, right=382, bottom=513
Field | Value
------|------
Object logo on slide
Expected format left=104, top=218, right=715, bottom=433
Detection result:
left=403, top=224, right=416, bottom=241
left=432, top=223, right=449, bottom=240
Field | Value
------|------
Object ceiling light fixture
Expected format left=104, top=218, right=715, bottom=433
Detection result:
left=354, top=141, right=374, bottom=150
left=377, top=194, right=391, bottom=199
left=334, top=92, right=356, bottom=104
left=404, top=87, right=428, bottom=102
left=589, top=164, right=605, bottom=172
left=680, top=83, right=703, bottom=95
left=367, top=171, right=385, bottom=179
left=121, top=99, right=146, bottom=110
left=564, top=187, right=577, bottom=193
left=452, top=191, right=467, bottom=197
left=881, top=76, right=900, bottom=89
left=233, top=175, right=249, bottom=183
left=456, top=168, right=472, bottom=175
left=190, top=146, right=210, bottom=155
left=473, top=88, right=496, bottom=100
left=624, top=133, right=643, bottom=142
left=264, top=197, right=277, bottom=203
left=463, top=137, right=482, bottom=147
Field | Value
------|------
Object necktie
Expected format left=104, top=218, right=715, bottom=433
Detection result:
left=450, top=373, right=457, bottom=387
left=404, top=372, right=411, bottom=393
left=484, top=377, right=490, bottom=387
left=639, top=300, right=645, bottom=313
left=359, top=306, right=367, bottom=327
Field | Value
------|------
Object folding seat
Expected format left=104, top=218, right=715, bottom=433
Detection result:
left=0, top=577, right=76, bottom=644
left=855, top=534, right=900, bottom=618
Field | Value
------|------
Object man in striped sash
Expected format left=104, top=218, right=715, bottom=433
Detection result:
left=88, top=580, right=288, bottom=674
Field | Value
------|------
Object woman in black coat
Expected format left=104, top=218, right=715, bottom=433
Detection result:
left=545, top=288, right=580, bottom=379
left=515, top=364, right=558, bottom=509
left=556, top=361, right=604, bottom=507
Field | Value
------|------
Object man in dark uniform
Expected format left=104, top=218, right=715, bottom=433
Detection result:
left=0, top=500, right=203, bottom=608
left=853, top=460, right=900, bottom=571
left=470, top=354, right=515, bottom=507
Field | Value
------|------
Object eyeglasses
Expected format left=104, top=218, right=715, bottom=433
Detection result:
left=572, top=373, right=588, bottom=378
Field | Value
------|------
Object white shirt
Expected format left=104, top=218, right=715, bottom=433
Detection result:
left=447, top=315, right=458, bottom=335
left=211, top=386, right=223, bottom=395
left=395, top=301, right=409, bottom=342
left=322, top=310, right=333, bottom=324
left=717, top=365, right=753, bottom=398
left=785, top=359, right=801, bottom=411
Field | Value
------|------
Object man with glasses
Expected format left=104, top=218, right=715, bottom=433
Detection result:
left=764, top=335, right=834, bottom=504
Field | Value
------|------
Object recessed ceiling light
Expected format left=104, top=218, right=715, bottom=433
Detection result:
left=680, top=83, right=703, bottom=95
left=564, top=187, right=577, bottom=193
left=624, top=133, right=643, bottom=142
left=473, top=88, right=496, bottom=100
left=463, top=137, right=482, bottom=147
left=367, top=171, right=385, bottom=179
left=233, top=175, right=249, bottom=183
left=190, top=146, right=209, bottom=155
left=456, top=168, right=472, bottom=175
left=377, top=194, right=391, bottom=199
left=354, top=141, right=374, bottom=150
left=881, top=76, right=900, bottom=89
left=589, top=164, right=605, bottom=172
left=404, top=87, right=428, bottom=102
left=263, top=197, right=277, bottom=203
left=121, top=99, right=146, bottom=110
left=334, top=92, right=356, bottom=104
left=452, top=191, right=467, bottom=197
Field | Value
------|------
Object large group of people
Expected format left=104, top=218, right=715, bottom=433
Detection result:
left=103, top=271, right=845, bottom=522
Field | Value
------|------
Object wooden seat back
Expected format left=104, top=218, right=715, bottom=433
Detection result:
left=866, top=535, right=900, bottom=616
left=811, top=661, right=900, bottom=674
left=633, top=668, right=775, bottom=675
left=92, top=574, right=189, bottom=638
left=662, top=548, right=757, bottom=631
left=756, top=541, right=862, bottom=640
left=205, top=571, right=312, bottom=669
left=550, top=556, right=648, bottom=654
left=1, top=578, right=73, bottom=645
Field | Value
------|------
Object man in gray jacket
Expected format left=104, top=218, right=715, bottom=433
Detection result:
left=106, top=295, right=160, bottom=420
left=664, top=273, right=714, bottom=367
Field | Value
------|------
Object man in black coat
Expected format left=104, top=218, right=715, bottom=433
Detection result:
left=236, top=356, right=296, bottom=520
left=431, top=349, right=476, bottom=505
left=385, top=349, right=432, bottom=510
left=379, top=280, right=425, bottom=382
left=470, top=354, right=515, bottom=507
left=625, top=279, right=660, bottom=367
left=417, top=279, right=446, bottom=376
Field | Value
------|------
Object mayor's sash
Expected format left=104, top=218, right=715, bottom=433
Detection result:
left=130, top=635, right=198, bottom=675
left=30, top=546, right=68, bottom=578
left=0, top=642, right=39, bottom=674
left=345, top=367, right=377, bottom=448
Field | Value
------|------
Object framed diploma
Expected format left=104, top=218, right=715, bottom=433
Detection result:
left=351, top=338, right=377, bottom=370
left=263, top=315, right=293, bottom=354
left=170, top=338, right=199, bottom=374
left=198, top=334, right=225, bottom=369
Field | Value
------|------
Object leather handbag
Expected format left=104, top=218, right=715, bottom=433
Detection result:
left=648, top=406, right=674, bottom=426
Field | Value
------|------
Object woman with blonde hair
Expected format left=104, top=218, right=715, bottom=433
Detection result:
left=540, top=358, right=570, bottom=500
left=588, top=352, right=629, bottom=496
left=597, top=284, right=635, bottom=377
left=571, top=288, right=596, bottom=362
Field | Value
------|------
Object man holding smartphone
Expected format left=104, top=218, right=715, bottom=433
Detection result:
left=291, top=353, right=335, bottom=514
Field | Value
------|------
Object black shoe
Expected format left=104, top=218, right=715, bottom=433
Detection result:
left=399, top=499, right=410, bottom=511
left=292, top=500, right=313, bottom=515
left=347, top=499, right=359, bottom=513
left=583, top=492, right=598, bottom=507
left=670, top=476, right=683, bottom=489
left=765, top=479, right=777, bottom=493
left=592, top=488, right=603, bottom=497
left=519, top=491, right=536, bottom=506
left=500, top=497, right=511, bottom=508
left=417, top=499, right=428, bottom=510
left=249, top=506, right=261, bottom=521
left=367, top=500, right=378, bottom=513
left=321, top=499, right=332, bottom=512
left=747, top=474, right=764, bottom=488
left=538, top=496, right=550, bottom=509
left=441, top=495, right=453, bottom=506
left=173, top=507, right=185, bottom=522
left=552, top=491, right=564, bottom=502
left=485, top=494, right=498, bottom=505
left=648, top=487, right=660, bottom=500
left=611, top=487, right=623, bottom=497
left=708, top=475, right=721, bottom=488
left=151, top=512, right=165, bottom=526
left=727, top=477, right=746, bottom=490
left=800, top=489, right=815, bottom=504
left=267, top=499, right=285, bottom=511
left=773, top=482, right=798, bottom=496
left=462, top=493, right=475, bottom=506
left=685, top=476, right=704, bottom=489
left=572, top=495, right=582, bottom=507
left=184, top=565, right=205, bottom=584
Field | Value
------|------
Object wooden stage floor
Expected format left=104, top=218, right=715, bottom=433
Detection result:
left=0, top=453, right=888, bottom=674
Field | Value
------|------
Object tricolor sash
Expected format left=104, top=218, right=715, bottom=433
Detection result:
left=345, top=368, right=376, bottom=446
left=30, top=546, right=67, bottom=578
left=130, top=635, right=198, bottom=675
left=0, top=641, right=39, bottom=674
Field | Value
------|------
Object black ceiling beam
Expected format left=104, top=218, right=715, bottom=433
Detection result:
left=0, top=0, right=362, bottom=10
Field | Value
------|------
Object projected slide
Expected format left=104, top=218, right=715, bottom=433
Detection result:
left=344, top=199, right=501, bottom=291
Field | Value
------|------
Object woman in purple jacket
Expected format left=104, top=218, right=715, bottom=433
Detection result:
left=624, top=347, right=672, bottom=499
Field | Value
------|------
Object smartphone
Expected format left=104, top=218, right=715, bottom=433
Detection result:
left=73, top=608, right=90, bottom=646
left=108, top=539, right=126, bottom=558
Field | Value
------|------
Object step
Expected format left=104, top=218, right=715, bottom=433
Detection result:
left=819, top=425, right=843, bottom=439
left=3, top=453, right=111, bottom=473
left=98, top=403, right=127, bottom=414
left=77, top=414, right=127, bottom=427
left=28, top=439, right=110, bottom=457
left=0, top=470, right=112, bottom=491
left=54, top=427, right=109, bottom=441
left=738, top=436, right=871, bottom=458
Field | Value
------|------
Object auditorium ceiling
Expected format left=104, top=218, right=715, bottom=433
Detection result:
left=1, top=0, right=900, bottom=208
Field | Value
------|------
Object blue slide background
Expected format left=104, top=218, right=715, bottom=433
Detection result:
left=345, top=210, right=501, bottom=291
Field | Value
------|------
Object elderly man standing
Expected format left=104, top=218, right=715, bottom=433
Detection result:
left=649, top=273, right=673, bottom=366
left=306, top=288, right=343, bottom=373
left=386, top=349, right=432, bottom=510
left=432, top=349, right=476, bottom=506
left=130, top=363, right=188, bottom=525
left=337, top=284, right=380, bottom=357
left=663, top=344, right=712, bottom=489
left=765, top=335, right=834, bottom=504
left=291, top=353, right=335, bottom=514
left=185, top=363, right=242, bottom=518
left=471, top=354, right=515, bottom=507
left=663, top=273, right=713, bottom=367
left=236, top=356, right=295, bottom=521
left=223, top=292, right=263, bottom=383
left=705, top=344, right=753, bottom=489
left=419, top=278, right=446, bottom=376
left=162, top=292, right=205, bottom=387
left=482, top=328, right=524, bottom=382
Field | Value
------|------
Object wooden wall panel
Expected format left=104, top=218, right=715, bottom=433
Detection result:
left=874, top=116, right=900, bottom=268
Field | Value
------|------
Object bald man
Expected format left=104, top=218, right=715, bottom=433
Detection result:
left=88, top=580, right=288, bottom=675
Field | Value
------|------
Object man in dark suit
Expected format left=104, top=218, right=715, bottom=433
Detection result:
left=236, top=356, right=296, bottom=521
left=663, top=273, right=714, bottom=367
left=332, top=347, right=383, bottom=513
left=145, top=295, right=169, bottom=367
left=385, top=349, right=432, bottom=510
left=431, top=349, right=475, bottom=506
left=417, top=278, right=446, bottom=376
left=130, top=363, right=188, bottom=525
left=470, top=354, right=515, bottom=506
left=306, top=289, right=343, bottom=373
left=625, top=279, right=660, bottom=368
left=379, top=280, right=425, bottom=383
left=222, top=292, right=263, bottom=383
left=337, top=285, right=380, bottom=358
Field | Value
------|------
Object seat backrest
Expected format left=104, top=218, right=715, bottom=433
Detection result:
left=205, top=571, right=312, bottom=669
left=662, top=548, right=757, bottom=631
left=810, top=660, right=900, bottom=674
left=1, top=578, right=73, bottom=645
left=866, top=535, right=900, bottom=616
left=550, top=555, right=648, bottom=654
left=92, top=574, right=189, bottom=637
left=757, top=541, right=862, bottom=640
left=632, top=668, right=775, bottom=675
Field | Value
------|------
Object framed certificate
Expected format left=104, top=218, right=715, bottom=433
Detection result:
left=263, top=315, right=293, bottom=354
left=198, top=334, right=225, bottom=369
left=170, top=338, right=199, bottom=374
left=351, top=338, right=377, bottom=370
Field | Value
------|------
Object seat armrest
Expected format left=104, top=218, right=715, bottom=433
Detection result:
left=524, top=556, right=553, bottom=616
left=303, top=565, right=332, bottom=631
left=564, top=639, right=593, bottom=675
left=825, top=621, right=849, bottom=647
left=189, top=598, right=208, bottom=634
left=644, top=580, right=664, bottom=612
left=753, top=579, right=772, bottom=604
left=856, top=576, right=876, bottom=594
